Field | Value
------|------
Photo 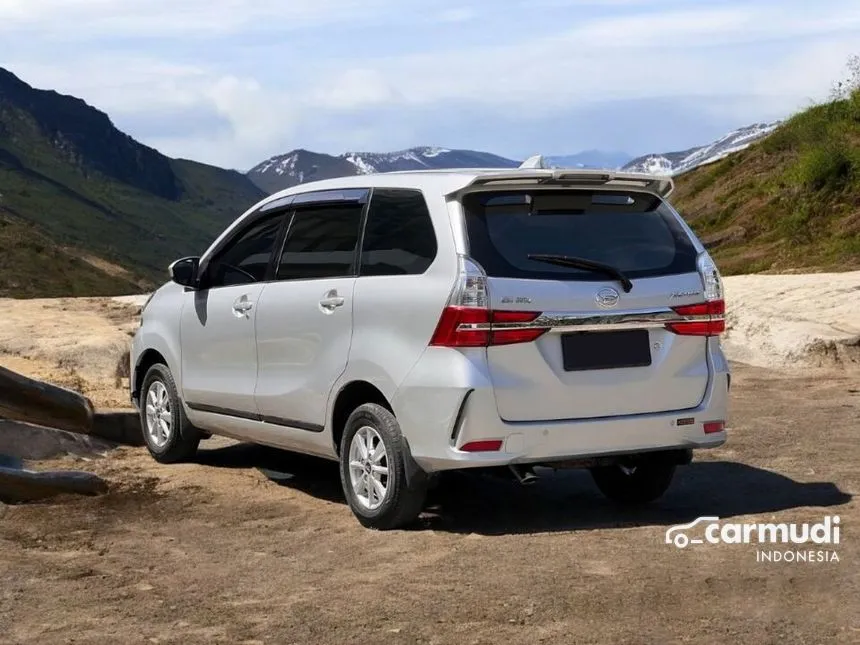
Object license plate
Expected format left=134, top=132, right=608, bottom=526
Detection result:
left=561, top=329, right=652, bottom=371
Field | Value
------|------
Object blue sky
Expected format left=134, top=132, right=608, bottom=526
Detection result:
left=3, top=0, right=860, bottom=170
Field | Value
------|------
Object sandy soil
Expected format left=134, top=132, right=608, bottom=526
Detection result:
left=0, top=363, right=858, bottom=644
left=0, top=296, right=142, bottom=408
left=723, top=270, right=860, bottom=369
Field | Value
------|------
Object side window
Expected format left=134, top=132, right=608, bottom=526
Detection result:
left=207, top=214, right=284, bottom=288
left=276, top=205, right=363, bottom=280
left=360, top=189, right=437, bottom=276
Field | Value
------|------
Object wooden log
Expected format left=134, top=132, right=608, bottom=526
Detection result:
left=0, top=365, right=94, bottom=434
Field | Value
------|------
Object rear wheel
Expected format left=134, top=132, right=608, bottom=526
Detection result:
left=339, top=403, right=427, bottom=530
left=590, top=459, right=676, bottom=505
left=140, top=364, right=201, bottom=464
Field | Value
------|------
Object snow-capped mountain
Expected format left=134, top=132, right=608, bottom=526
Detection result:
left=622, top=122, right=780, bottom=177
left=246, top=122, right=781, bottom=194
left=248, top=146, right=519, bottom=193
left=341, top=146, right=518, bottom=174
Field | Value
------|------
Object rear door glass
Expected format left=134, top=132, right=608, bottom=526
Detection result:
left=276, top=205, right=363, bottom=281
left=462, top=190, right=697, bottom=280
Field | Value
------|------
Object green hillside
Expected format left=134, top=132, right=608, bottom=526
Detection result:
left=0, top=67, right=265, bottom=297
left=0, top=213, right=144, bottom=298
left=674, top=82, right=860, bottom=274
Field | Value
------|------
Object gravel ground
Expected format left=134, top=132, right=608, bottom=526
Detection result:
left=1, top=363, right=857, bottom=644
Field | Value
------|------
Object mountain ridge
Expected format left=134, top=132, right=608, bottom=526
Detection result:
left=247, top=146, right=520, bottom=193
left=0, top=66, right=265, bottom=297
left=247, top=123, right=781, bottom=195
left=671, top=92, right=860, bottom=274
left=623, top=122, right=780, bottom=177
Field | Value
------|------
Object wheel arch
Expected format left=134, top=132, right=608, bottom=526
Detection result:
left=330, top=380, right=393, bottom=456
left=133, top=348, right=172, bottom=405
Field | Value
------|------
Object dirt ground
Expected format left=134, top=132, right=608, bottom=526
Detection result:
left=1, top=362, right=858, bottom=645
left=0, top=296, right=142, bottom=409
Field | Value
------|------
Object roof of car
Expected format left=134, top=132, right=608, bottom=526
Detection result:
left=260, top=167, right=674, bottom=207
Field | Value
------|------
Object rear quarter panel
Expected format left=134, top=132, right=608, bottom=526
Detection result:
left=330, top=189, right=459, bottom=425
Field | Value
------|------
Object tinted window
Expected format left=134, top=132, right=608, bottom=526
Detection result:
left=463, top=190, right=697, bottom=280
left=360, top=189, right=437, bottom=276
left=277, top=205, right=363, bottom=280
left=207, top=214, right=284, bottom=288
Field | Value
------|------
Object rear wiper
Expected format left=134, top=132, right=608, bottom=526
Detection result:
left=526, top=254, right=633, bottom=292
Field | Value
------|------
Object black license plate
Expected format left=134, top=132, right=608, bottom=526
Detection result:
left=561, top=329, right=652, bottom=371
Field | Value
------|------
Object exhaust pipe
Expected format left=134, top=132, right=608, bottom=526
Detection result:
left=508, top=464, right=539, bottom=485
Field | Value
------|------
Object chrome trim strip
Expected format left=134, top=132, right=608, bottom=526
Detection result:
left=458, top=308, right=723, bottom=333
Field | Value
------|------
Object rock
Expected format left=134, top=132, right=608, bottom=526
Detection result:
left=92, top=409, right=144, bottom=446
left=0, top=420, right=115, bottom=460
left=0, top=365, right=94, bottom=433
left=0, top=465, right=108, bottom=503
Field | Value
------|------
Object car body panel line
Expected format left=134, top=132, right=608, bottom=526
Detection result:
left=185, top=401, right=324, bottom=432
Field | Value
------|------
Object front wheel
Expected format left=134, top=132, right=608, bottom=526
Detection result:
left=339, top=403, right=427, bottom=530
left=140, top=363, right=201, bottom=464
left=590, top=459, right=676, bottom=505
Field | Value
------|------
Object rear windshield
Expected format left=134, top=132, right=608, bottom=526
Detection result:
left=462, top=190, right=698, bottom=280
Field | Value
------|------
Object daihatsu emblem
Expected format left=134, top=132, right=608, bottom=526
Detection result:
left=595, top=287, right=620, bottom=308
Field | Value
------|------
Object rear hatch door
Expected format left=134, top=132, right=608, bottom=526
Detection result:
left=462, top=189, right=710, bottom=422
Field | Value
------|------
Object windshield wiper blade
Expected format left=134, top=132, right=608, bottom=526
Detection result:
left=526, top=254, right=633, bottom=292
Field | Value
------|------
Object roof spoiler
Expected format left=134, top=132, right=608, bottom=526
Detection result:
left=445, top=154, right=675, bottom=197
left=457, top=167, right=674, bottom=199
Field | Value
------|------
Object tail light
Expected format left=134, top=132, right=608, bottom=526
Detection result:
left=667, top=300, right=726, bottom=336
left=666, top=251, right=726, bottom=337
left=429, top=257, right=548, bottom=348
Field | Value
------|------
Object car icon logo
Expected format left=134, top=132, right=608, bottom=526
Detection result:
left=595, top=287, right=620, bottom=308
left=665, top=516, right=721, bottom=548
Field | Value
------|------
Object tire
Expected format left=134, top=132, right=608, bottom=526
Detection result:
left=590, top=459, right=676, bottom=505
left=339, top=403, right=427, bottom=530
left=140, top=363, right=201, bottom=464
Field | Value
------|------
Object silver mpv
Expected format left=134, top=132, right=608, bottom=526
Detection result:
left=130, top=165, right=729, bottom=529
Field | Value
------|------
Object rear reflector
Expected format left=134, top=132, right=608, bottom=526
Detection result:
left=666, top=299, right=726, bottom=337
left=703, top=420, right=726, bottom=434
left=460, top=439, right=504, bottom=452
left=429, top=307, right=548, bottom=348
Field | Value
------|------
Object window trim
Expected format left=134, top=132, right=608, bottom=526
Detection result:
left=197, top=209, right=291, bottom=290
left=197, top=188, right=371, bottom=289
left=271, top=193, right=371, bottom=283
left=355, top=187, right=439, bottom=278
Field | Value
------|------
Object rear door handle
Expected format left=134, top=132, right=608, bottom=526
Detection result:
left=319, top=290, right=345, bottom=312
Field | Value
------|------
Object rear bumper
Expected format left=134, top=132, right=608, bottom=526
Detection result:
left=393, top=341, right=730, bottom=473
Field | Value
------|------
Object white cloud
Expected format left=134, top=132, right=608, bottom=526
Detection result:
left=4, top=0, right=860, bottom=167
left=437, top=7, right=477, bottom=23
left=301, top=4, right=860, bottom=112
left=0, top=0, right=478, bottom=37
left=308, top=69, right=400, bottom=111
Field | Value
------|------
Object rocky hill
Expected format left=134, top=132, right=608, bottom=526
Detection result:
left=0, top=67, right=265, bottom=297
left=673, top=91, right=860, bottom=274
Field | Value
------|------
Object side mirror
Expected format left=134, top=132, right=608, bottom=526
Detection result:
left=169, top=256, right=200, bottom=288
